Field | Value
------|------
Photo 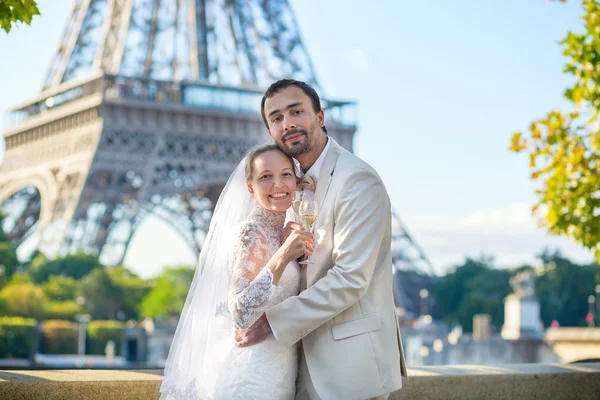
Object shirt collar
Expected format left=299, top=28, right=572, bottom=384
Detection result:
left=303, top=137, right=331, bottom=179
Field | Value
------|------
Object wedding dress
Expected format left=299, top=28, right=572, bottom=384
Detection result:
left=160, top=204, right=301, bottom=400
left=213, top=206, right=300, bottom=399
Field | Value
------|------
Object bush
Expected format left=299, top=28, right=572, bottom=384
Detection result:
left=7, top=272, right=32, bottom=285
left=0, top=283, right=47, bottom=319
left=44, top=301, right=83, bottom=321
left=41, top=320, right=78, bottom=354
left=87, top=320, right=124, bottom=356
left=0, top=317, right=37, bottom=359
left=43, top=275, right=77, bottom=302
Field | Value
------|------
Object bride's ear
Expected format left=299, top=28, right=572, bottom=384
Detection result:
left=246, top=181, right=254, bottom=194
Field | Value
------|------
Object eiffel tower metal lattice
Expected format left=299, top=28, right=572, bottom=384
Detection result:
left=1, top=0, right=434, bottom=281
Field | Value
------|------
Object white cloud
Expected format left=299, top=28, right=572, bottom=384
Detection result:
left=460, top=203, right=536, bottom=234
left=407, top=203, right=596, bottom=273
left=343, top=47, right=370, bottom=70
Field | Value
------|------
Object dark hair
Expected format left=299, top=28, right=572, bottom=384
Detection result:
left=244, top=143, right=299, bottom=180
left=260, top=79, right=327, bottom=134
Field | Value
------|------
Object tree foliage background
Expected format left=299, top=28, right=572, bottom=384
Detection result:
left=0, top=0, right=40, bottom=33
left=432, top=252, right=600, bottom=332
left=511, top=0, right=600, bottom=261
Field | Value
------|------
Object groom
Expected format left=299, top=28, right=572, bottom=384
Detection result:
left=235, top=79, right=407, bottom=399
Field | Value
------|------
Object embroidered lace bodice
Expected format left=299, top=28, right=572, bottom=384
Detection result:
left=228, top=206, right=299, bottom=329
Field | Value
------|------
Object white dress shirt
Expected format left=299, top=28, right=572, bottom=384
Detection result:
left=302, top=137, right=331, bottom=181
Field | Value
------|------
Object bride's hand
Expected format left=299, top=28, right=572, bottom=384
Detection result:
left=281, top=221, right=304, bottom=243
left=281, top=229, right=314, bottom=263
left=269, top=229, right=313, bottom=285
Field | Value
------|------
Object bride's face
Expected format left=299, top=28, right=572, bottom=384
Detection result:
left=247, top=150, right=296, bottom=213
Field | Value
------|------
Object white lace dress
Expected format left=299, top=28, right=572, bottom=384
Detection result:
left=211, top=206, right=301, bottom=400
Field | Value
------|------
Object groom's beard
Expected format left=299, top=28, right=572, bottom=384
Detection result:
left=280, top=129, right=311, bottom=157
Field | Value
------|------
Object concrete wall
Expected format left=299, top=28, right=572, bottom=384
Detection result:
left=1, top=363, right=599, bottom=400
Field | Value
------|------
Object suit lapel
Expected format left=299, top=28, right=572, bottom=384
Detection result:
left=314, top=138, right=342, bottom=207
left=301, top=138, right=342, bottom=290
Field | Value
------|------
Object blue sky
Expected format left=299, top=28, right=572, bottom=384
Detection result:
left=0, top=0, right=594, bottom=278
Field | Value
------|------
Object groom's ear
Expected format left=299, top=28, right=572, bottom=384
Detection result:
left=267, top=129, right=273, bottom=139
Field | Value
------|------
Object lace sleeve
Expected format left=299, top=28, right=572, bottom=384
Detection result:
left=228, top=222, right=281, bottom=329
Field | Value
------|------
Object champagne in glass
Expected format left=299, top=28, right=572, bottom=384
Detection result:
left=300, top=213, right=317, bottom=231
left=298, top=196, right=318, bottom=265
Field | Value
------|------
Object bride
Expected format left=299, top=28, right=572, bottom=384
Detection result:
left=160, top=144, right=314, bottom=400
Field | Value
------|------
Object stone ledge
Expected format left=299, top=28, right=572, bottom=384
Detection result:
left=392, top=363, right=600, bottom=400
left=0, top=363, right=598, bottom=400
left=0, top=369, right=163, bottom=400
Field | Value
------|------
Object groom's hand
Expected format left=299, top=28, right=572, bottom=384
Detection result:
left=282, top=221, right=305, bottom=243
left=234, top=314, right=273, bottom=347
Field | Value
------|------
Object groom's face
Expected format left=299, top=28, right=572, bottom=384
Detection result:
left=264, top=86, right=325, bottom=158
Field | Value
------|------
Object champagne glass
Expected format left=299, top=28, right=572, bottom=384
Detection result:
left=292, top=190, right=304, bottom=221
left=298, top=191, right=318, bottom=265
left=292, top=190, right=308, bottom=264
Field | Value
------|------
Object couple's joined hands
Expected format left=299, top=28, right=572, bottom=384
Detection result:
left=235, top=222, right=313, bottom=348
left=235, top=314, right=272, bottom=347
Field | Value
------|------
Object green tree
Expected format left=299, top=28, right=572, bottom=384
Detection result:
left=140, top=277, right=178, bottom=319
left=0, top=269, right=6, bottom=291
left=30, top=252, right=102, bottom=283
left=43, top=275, right=77, bottom=302
left=432, top=256, right=512, bottom=332
left=0, top=0, right=40, bottom=33
left=0, top=213, right=18, bottom=284
left=28, top=252, right=47, bottom=278
left=107, top=267, right=148, bottom=319
left=140, top=266, right=194, bottom=319
left=455, top=268, right=512, bottom=332
left=510, top=0, right=600, bottom=261
left=0, top=242, right=18, bottom=278
left=75, top=266, right=151, bottom=320
left=535, top=249, right=600, bottom=326
left=77, top=268, right=123, bottom=320
left=0, top=213, right=10, bottom=243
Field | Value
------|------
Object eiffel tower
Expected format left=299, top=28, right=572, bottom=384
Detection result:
left=1, top=0, right=435, bottom=286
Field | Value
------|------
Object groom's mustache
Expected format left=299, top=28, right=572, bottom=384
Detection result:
left=282, top=129, right=308, bottom=142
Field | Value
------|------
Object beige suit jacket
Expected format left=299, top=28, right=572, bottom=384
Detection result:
left=266, top=138, right=407, bottom=400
